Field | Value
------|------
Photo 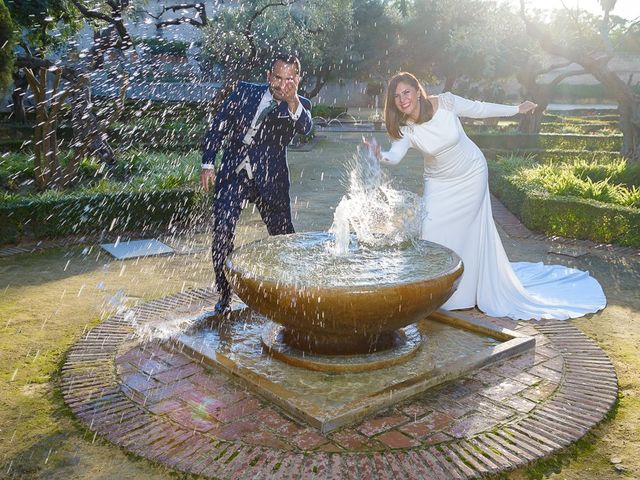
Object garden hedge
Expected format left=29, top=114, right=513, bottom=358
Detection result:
left=469, top=133, right=622, bottom=152
left=488, top=161, right=640, bottom=247
left=0, top=189, right=208, bottom=245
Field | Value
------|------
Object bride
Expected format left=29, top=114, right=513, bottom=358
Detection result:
left=367, top=71, right=606, bottom=320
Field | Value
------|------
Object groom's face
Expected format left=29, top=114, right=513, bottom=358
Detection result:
left=267, top=60, right=300, bottom=101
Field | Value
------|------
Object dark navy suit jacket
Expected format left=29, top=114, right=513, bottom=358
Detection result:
left=202, top=81, right=313, bottom=203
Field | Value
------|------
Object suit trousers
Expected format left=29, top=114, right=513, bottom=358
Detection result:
left=212, top=174, right=295, bottom=301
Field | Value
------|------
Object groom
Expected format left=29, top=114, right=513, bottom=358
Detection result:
left=201, top=53, right=313, bottom=314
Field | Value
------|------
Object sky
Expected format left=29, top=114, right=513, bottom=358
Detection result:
left=507, top=0, right=640, bottom=20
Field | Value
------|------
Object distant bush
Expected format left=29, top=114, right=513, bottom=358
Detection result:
left=311, top=104, right=348, bottom=119
left=541, top=122, right=619, bottom=135
left=549, top=83, right=640, bottom=101
left=136, top=37, right=189, bottom=57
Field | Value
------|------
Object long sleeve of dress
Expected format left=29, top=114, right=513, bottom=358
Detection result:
left=380, top=135, right=411, bottom=165
left=447, top=92, right=519, bottom=119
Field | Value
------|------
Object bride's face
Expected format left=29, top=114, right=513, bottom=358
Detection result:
left=394, top=81, right=420, bottom=120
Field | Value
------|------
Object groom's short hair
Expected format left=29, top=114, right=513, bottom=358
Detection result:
left=271, top=53, right=301, bottom=75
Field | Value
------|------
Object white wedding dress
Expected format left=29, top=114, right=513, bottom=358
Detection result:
left=381, top=92, right=606, bottom=320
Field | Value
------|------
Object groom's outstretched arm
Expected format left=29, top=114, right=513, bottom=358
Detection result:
left=291, top=96, right=313, bottom=135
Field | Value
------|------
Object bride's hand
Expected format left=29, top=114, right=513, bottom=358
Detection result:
left=518, top=101, right=537, bottom=114
left=362, top=136, right=382, bottom=161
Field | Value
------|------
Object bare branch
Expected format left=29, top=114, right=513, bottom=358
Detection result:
left=156, top=2, right=208, bottom=29
left=69, top=0, right=114, bottom=25
left=548, top=69, right=588, bottom=88
left=536, top=61, right=575, bottom=76
left=70, top=0, right=133, bottom=48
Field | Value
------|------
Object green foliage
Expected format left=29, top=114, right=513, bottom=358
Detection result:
left=0, top=0, right=15, bottom=94
left=200, top=0, right=354, bottom=86
left=540, top=121, right=620, bottom=135
left=6, top=0, right=81, bottom=52
left=135, top=37, right=189, bottom=57
left=468, top=133, right=622, bottom=152
left=311, top=104, right=348, bottom=119
left=402, top=0, right=524, bottom=86
left=1, top=149, right=200, bottom=195
left=77, top=157, right=102, bottom=179
left=488, top=154, right=640, bottom=246
left=539, top=134, right=622, bottom=152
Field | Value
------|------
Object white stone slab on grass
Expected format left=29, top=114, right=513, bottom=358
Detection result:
left=100, top=238, right=174, bottom=259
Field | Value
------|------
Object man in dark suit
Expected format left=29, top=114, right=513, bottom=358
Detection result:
left=201, top=53, right=313, bottom=314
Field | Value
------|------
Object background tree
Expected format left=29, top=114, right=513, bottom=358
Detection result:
left=520, top=0, right=640, bottom=160
left=5, top=0, right=80, bottom=123
left=515, top=57, right=587, bottom=134
left=390, top=0, right=523, bottom=97
left=348, top=0, right=403, bottom=96
left=200, top=0, right=353, bottom=103
left=0, top=0, right=15, bottom=94
left=6, top=0, right=131, bottom=189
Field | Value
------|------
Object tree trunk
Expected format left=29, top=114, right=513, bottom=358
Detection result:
left=303, top=68, right=329, bottom=99
left=519, top=4, right=640, bottom=160
left=443, top=75, right=458, bottom=92
left=24, top=66, right=69, bottom=189
left=11, top=71, right=28, bottom=124
left=518, top=108, right=545, bottom=134
left=619, top=100, right=640, bottom=161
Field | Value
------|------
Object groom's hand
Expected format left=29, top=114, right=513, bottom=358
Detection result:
left=282, top=76, right=301, bottom=112
left=200, top=169, right=216, bottom=192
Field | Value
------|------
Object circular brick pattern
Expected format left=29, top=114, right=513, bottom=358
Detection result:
left=61, top=288, right=618, bottom=479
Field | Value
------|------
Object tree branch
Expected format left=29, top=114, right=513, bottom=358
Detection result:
left=70, top=0, right=132, bottom=48
left=548, top=69, right=588, bottom=88
left=156, top=3, right=207, bottom=29
left=69, top=0, right=114, bottom=25
left=538, top=61, right=574, bottom=76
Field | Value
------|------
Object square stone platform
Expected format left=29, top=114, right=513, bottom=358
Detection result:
left=171, top=308, right=534, bottom=433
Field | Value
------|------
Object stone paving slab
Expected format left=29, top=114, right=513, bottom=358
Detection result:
left=59, top=287, right=618, bottom=479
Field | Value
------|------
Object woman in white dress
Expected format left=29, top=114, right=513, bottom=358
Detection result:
left=368, top=72, right=606, bottom=320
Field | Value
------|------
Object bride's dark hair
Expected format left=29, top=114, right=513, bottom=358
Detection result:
left=384, top=72, right=433, bottom=140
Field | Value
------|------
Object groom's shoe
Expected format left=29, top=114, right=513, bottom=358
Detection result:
left=212, top=293, right=231, bottom=317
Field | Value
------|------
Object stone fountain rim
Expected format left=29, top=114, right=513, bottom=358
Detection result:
left=225, top=231, right=464, bottom=290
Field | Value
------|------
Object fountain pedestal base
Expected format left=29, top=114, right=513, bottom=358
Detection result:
left=262, top=322, right=422, bottom=372
left=172, top=307, right=534, bottom=433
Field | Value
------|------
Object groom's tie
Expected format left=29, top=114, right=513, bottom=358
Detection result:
left=255, top=99, right=278, bottom=126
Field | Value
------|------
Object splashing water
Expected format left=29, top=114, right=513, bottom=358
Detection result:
left=329, top=138, right=422, bottom=254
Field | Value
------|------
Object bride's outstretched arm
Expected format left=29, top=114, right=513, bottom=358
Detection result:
left=378, top=135, right=411, bottom=165
left=447, top=92, right=536, bottom=119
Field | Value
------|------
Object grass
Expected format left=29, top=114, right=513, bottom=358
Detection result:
left=0, top=242, right=218, bottom=478
left=497, top=154, right=640, bottom=208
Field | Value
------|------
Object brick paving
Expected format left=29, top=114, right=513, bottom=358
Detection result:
left=60, top=287, right=618, bottom=479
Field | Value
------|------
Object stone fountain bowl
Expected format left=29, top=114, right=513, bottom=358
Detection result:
left=225, top=232, right=463, bottom=355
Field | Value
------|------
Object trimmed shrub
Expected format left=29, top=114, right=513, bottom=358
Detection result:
left=0, top=189, right=208, bottom=245
left=468, top=133, right=622, bottom=152
left=135, top=37, right=189, bottom=57
left=311, top=105, right=348, bottom=119
left=488, top=156, right=640, bottom=247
